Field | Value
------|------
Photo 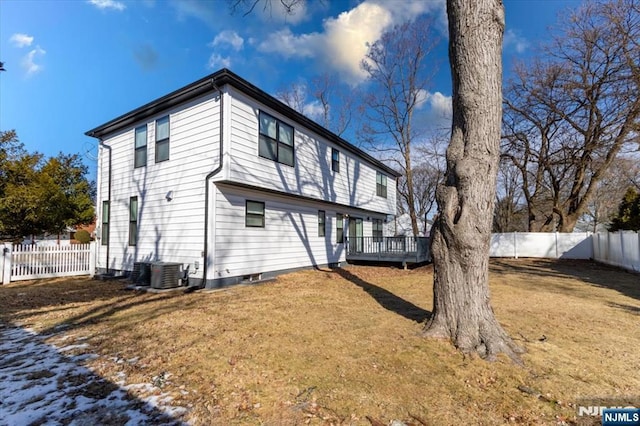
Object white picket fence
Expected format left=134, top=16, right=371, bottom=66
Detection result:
left=1, top=232, right=637, bottom=284
left=1, top=243, right=96, bottom=284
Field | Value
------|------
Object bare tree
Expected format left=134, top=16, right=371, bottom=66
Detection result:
left=276, top=72, right=354, bottom=137
left=229, top=0, right=304, bottom=17
left=359, top=16, right=440, bottom=236
left=276, top=83, right=307, bottom=114
left=502, top=0, right=640, bottom=232
left=396, top=164, right=440, bottom=224
left=493, top=159, right=527, bottom=232
left=578, top=157, right=640, bottom=232
left=424, top=0, right=523, bottom=362
left=404, top=133, right=448, bottom=226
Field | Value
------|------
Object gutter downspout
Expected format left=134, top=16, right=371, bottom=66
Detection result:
left=199, top=81, right=224, bottom=290
left=98, top=138, right=111, bottom=274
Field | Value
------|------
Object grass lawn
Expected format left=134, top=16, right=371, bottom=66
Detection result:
left=1, top=259, right=639, bottom=425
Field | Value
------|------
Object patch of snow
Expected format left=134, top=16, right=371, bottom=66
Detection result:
left=58, top=343, right=90, bottom=351
left=0, top=324, right=189, bottom=425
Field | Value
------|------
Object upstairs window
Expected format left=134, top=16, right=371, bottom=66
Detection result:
left=259, top=111, right=294, bottom=167
left=331, top=148, right=340, bottom=173
left=134, top=125, right=147, bottom=168
left=373, top=219, right=383, bottom=242
left=246, top=200, right=265, bottom=228
left=336, top=213, right=344, bottom=244
left=318, top=210, right=326, bottom=237
left=376, top=172, right=387, bottom=198
left=101, top=201, right=109, bottom=246
left=155, top=116, right=170, bottom=163
left=129, top=196, right=138, bottom=246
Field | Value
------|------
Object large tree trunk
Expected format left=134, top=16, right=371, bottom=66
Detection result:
left=423, top=0, right=523, bottom=363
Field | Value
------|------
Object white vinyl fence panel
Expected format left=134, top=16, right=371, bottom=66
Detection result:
left=2, top=243, right=96, bottom=283
left=490, top=232, right=593, bottom=259
left=592, top=231, right=640, bottom=273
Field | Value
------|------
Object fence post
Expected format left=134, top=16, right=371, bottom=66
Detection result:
left=620, top=231, right=626, bottom=268
left=514, top=232, right=518, bottom=259
left=89, top=242, right=96, bottom=277
left=2, top=244, right=12, bottom=285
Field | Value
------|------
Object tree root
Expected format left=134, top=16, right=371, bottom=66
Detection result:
left=423, top=315, right=526, bottom=365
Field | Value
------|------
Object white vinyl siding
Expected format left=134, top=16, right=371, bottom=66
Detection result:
left=225, top=87, right=396, bottom=215
left=95, top=92, right=221, bottom=276
left=212, top=185, right=358, bottom=279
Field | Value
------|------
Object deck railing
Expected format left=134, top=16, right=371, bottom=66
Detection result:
left=346, top=236, right=430, bottom=261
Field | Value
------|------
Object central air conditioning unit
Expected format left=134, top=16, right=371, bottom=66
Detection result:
left=150, top=262, right=184, bottom=289
left=132, top=262, right=152, bottom=285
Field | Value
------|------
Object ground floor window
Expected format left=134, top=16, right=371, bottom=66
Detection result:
left=129, top=196, right=138, bottom=246
left=336, top=213, right=344, bottom=243
left=318, top=210, right=326, bottom=237
left=101, top=201, right=109, bottom=245
left=246, top=200, right=265, bottom=227
left=373, top=218, right=383, bottom=242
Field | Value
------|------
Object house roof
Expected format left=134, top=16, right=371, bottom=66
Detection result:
left=85, top=68, right=401, bottom=178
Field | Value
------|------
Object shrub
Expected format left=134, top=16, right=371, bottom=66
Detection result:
left=74, top=229, right=91, bottom=244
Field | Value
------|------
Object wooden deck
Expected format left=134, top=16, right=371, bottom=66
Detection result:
left=346, top=237, right=431, bottom=266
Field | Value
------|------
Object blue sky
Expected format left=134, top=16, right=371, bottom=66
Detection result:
left=0, top=0, right=581, bottom=181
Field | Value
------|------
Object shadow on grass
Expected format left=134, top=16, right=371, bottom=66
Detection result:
left=608, top=302, right=640, bottom=315
left=0, top=277, right=193, bottom=337
left=334, top=268, right=431, bottom=323
left=490, top=259, right=640, bottom=303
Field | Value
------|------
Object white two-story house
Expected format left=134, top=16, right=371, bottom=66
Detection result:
left=86, top=69, right=399, bottom=288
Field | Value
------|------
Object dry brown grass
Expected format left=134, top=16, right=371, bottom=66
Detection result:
left=1, top=259, right=639, bottom=425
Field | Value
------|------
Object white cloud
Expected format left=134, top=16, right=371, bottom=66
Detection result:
left=258, top=28, right=318, bottom=59
left=415, top=89, right=429, bottom=109
left=10, top=33, right=34, bottom=48
left=371, top=0, right=446, bottom=30
left=504, top=29, right=530, bottom=54
left=207, top=53, right=231, bottom=70
left=210, top=30, right=244, bottom=51
left=425, top=91, right=452, bottom=116
left=22, top=46, right=46, bottom=76
left=257, top=0, right=447, bottom=85
left=417, top=91, right=452, bottom=131
left=88, top=0, right=126, bottom=11
left=302, top=100, right=325, bottom=119
left=259, top=2, right=394, bottom=85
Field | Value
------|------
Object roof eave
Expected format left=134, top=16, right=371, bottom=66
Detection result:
left=85, top=68, right=401, bottom=178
